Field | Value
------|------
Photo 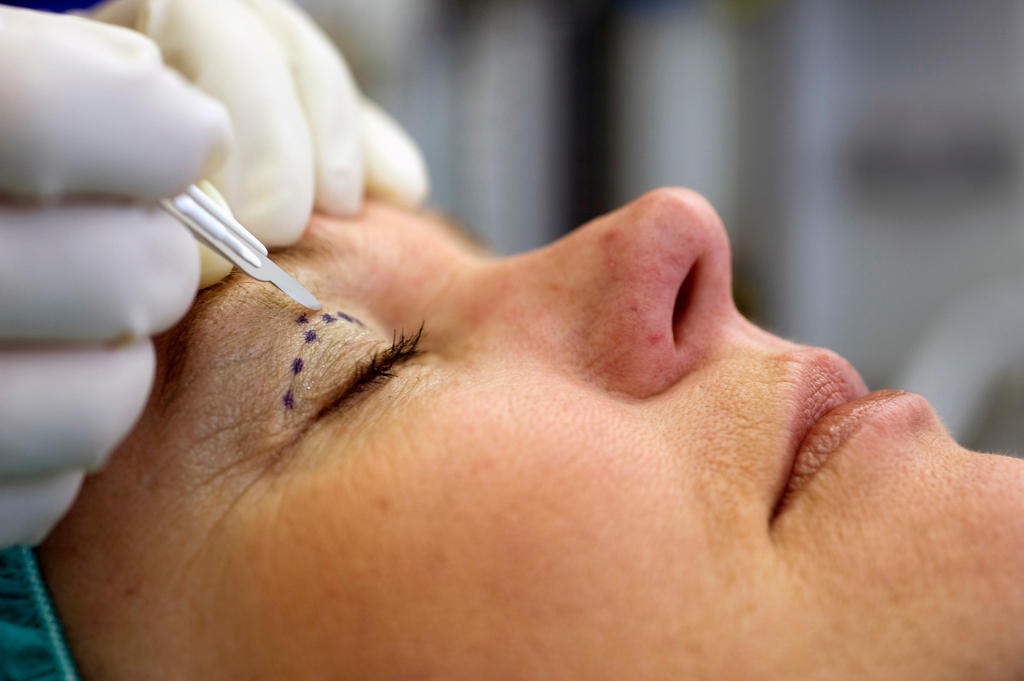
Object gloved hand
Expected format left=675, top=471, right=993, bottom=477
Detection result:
left=0, top=6, right=231, bottom=547
left=92, top=0, right=431, bottom=285
left=0, top=0, right=430, bottom=548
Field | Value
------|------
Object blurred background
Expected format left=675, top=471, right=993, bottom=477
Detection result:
left=294, top=0, right=1023, bottom=457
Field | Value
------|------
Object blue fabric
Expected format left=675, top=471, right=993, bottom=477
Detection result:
left=0, top=546, right=80, bottom=681
left=0, top=1, right=103, bottom=11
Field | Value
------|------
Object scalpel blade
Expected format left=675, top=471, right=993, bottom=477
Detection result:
left=160, top=187, right=322, bottom=311
left=245, top=256, right=322, bottom=311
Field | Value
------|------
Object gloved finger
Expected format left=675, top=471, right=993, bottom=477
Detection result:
left=362, top=98, right=430, bottom=209
left=88, top=0, right=144, bottom=27
left=0, top=202, right=198, bottom=342
left=0, top=342, right=154, bottom=478
left=139, top=0, right=315, bottom=247
left=197, top=242, right=234, bottom=289
left=0, top=470, right=84, bottom=547
left=239, top=0, right=364, bottom=217
left=0, top=7, right=230, bottom=202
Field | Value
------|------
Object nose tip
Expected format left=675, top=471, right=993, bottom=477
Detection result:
left=564, top=187, right=736, bottom=396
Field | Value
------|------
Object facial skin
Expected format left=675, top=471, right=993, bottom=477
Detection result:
left=40, top=190, right=1023, bottom=680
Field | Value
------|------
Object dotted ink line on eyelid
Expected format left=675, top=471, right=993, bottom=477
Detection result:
left=282, top=309, right=365, bottom=412
left=336, top=311, right=365, bottom=328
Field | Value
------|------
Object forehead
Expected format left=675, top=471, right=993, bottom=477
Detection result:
left=294, top=202, right=486, bottom=270
left=266, top=203, right=487, bottom=309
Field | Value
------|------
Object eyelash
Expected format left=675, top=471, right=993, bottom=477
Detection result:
left=345, top=323, right=425, bottom=398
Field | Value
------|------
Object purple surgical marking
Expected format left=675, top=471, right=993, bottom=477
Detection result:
left=291, top=357, right=304, bottom=375
left=321, top=313, right=336, bottom=323
left=304, top=329, right=318, bottom=343
left=336, top=311, right=365, bottom=327
left=295, top=314, right=309, bottom=325
left=282, top=388, right=295, bottom=410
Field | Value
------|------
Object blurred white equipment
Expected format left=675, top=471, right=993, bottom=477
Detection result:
left=899, top=277, right=1024, bottom=457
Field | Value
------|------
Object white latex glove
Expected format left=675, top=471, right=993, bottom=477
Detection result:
left=93, top=0, right=431, bottom=285
left=0, top=6, right=230, bottom=547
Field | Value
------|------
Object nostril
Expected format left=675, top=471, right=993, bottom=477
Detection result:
left=671, top=264, right=697, bottom=346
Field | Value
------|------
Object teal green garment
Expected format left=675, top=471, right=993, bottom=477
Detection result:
left=0, top=545, right=80, bottom=681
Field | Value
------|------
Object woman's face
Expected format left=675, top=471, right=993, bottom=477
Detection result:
left=42, top=190, right=1024, bottom=680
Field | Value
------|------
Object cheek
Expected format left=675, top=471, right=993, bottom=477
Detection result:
left=220, top=377, right=727, bottom=676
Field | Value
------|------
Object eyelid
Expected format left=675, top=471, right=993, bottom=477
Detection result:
left=314, top=324, right=424, bottom=420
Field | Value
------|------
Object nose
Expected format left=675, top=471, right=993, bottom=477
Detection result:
left=473, top=188, right=738, bottom=398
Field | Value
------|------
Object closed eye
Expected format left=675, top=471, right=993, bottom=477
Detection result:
left=316, top=324, right=424, bottom=418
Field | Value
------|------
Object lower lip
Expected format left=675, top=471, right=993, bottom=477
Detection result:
left=783, top=389, right=914, bottom=498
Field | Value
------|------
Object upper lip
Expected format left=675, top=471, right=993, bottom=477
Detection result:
left=772, top=349, right=869, bottom=512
